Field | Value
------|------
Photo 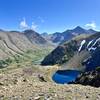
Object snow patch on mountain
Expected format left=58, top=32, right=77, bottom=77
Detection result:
left=78, top=37, right=100, bottom=52
left=88, top=47, right=97, bottom=51
left=92, top=38, right=100, bottom=46
left=87, top=40, right=94, bottom=48
left=78, top=40, right=86, bottom=52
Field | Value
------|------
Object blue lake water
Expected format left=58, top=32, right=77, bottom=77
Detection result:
left=52, top=70, right=80, bottom=84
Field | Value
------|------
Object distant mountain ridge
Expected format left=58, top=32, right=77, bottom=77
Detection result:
left=42, top=26, right=97, bottom=44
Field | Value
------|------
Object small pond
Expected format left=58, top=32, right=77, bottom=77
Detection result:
left=52, top=70, right=80, bottom=84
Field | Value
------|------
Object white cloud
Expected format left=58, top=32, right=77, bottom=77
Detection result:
left=38, top=17, right=45, bottom=23
left=85, top=21, right=96, bottom=29
left=31, top=22, right=38, bottom=30
left=19, top=18, right=38, bottom=30
left=20, top=18, right=29, bottom=29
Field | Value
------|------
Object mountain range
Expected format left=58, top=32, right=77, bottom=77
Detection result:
left=42, top=26, right=97, bottom=44
left=41, top=27, right=100, bottom=87
left=41, top=32, right=100, bottom=72
left=0, top=29, right=54, bottom=60
left=0, top=26, right=97, bottom=62
left=0, top=26, right=100, bottom=89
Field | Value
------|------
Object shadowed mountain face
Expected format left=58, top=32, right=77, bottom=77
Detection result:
left=70, top=26, right=97, bottom=35
left=74, top=67, right=100, bottom=87
left=41, top=40, right=79, bottom=65
left=88, top=29, right=97, bottom=34
left=41, top=34, right=90, bottom=66
left=41, top=32, right=100, bottom=71
left=50, top=32, right=74, bottom=44
left=72, top=26, right=87, bottom=34
left=23, top=30, right=47, bottom=44
left=42, top=26, right=97, bottom=44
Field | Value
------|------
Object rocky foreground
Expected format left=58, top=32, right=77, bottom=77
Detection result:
left=0, top=66, right=100, bottom=100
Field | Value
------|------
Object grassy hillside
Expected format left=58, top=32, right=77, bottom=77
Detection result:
left=0, top=29, right=56, bottom=70
left=0, top=46, right=54, bottom=71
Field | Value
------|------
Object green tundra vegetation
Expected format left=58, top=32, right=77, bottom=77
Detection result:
left=0, top=47, right=53, bottom=70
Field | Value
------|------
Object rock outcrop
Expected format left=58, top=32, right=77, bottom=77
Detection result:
left=74, top=67, right=100, bottom=87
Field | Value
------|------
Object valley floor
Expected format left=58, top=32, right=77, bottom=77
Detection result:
left=0, top=65, right=100, bottom=100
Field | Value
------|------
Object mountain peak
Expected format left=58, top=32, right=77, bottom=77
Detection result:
left=74, top=26, right=85, bottom=30
left=41, top=32, right=48, bottom=35
left=87, top=29, right=97, bottom=34
left=23, top=29, right=47, bottom=44
left=88, top=29, right=94, bottom=31
left=72, top=26, right=87, bottom=34
left=24, top=29, right=35, bottom=33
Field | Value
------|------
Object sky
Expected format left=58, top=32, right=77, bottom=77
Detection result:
left=0, top=0, right=100, bottom=33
